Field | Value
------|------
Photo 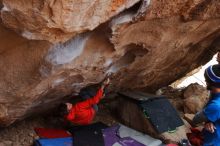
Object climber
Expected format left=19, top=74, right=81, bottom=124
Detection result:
left=59, top=78, right=110, bottom=125
left=192, top=64, right=220, bottom=146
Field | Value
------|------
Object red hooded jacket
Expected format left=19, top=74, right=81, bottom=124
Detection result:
left=66, top=88, right=104, bottom=125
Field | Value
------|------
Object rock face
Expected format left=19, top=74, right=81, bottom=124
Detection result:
left=1, top=0, right=140, bottom=43
left=0, top=0, right=220, bottom=126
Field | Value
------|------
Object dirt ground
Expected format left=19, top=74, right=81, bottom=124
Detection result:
left=0, top=104, right=116, bottom=146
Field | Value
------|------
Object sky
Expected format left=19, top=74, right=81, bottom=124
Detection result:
left=177, top=54, right=218, bottom=88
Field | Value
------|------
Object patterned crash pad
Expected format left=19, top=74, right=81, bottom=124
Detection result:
left=103, top=125, right=145, bottom=146
left=118, top=125, right=162, bottom=146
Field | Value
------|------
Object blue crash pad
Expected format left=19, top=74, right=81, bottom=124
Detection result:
left=35, top=137, right=73, bottom=146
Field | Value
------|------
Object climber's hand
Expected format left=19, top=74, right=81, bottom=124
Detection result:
left=101, top=78, right=110, bottom=89
left=104, top=78, right=110, bottom=86
left=205, top=122, right=216, bottom=133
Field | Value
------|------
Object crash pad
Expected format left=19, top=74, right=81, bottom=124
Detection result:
left=118, top=125, right=162, bottom=146
left=103, top=125, right=145, bottom=146
left=68, top=122, right=108, bottom=146
left=34, top=128, right=71, bottom=138
left=34, top=137, right=73, bottom=146
left=118, top=91, right=184, bottom=134
left=140, top=97, right=184, bottom=134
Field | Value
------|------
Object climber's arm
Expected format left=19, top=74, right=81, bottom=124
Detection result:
left=192, top=111, right=208, bottom=125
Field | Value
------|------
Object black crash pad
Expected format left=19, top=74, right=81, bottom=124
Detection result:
left=118, top=91, right=184, bottom=134
left=140, top=97, right=184, bottom=133
left=68, top=122, right=108, bottom=146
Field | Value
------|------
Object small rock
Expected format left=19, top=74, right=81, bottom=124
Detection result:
left=28, top=132, right=34, bottom=137
left=183, top=113, right=195, bottom=126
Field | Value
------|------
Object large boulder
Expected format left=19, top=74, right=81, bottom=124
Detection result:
left=0, top=0, right=219, bottom=126
left=183, top=83, right=209, bottom=114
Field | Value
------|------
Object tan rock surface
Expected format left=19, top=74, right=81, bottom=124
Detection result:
left=144, top=0, right=220, bottom=20
left=0, top=0, right=219, bottom=126
left=0, top=24, right=51, bottom=126
left=111, top=20, right=220, bottom=91
left=1, top=0, right=140, bottom=43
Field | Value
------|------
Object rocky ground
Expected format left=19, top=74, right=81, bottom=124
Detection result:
left=0, top=115, right=61, bottom=146
left=0, top=103, right=116, bottom=146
